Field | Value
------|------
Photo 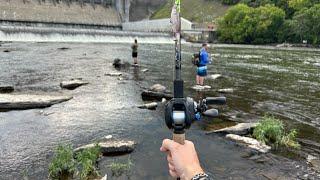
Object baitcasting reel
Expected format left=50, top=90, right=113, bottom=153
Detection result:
left=165, top=96, right=226, bottom=134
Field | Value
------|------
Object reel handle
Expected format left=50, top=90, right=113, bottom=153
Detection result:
left=173, top=133, right=185, bottom=145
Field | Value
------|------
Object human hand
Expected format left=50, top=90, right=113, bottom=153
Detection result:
left=160, top=139, right=204, bottom=180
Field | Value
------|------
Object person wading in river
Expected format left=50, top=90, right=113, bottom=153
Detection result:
left=196, top=43, right=210, bottom=87
left=131, top=39, right=139, bottom=65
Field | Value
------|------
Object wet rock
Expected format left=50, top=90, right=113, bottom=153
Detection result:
left=314, top=63, right=320, bottom=67
left=74, top=140, right=136, bottom=156
left=206, top=123, right=257, bottom=136
left=3, top=49, right=11, bottom=53
left=105, top=72, right=122, bottom=76
left=137, top=102, right=158, bottom=110
left=141, top=69, right=149, bottom=72
left=307, top=155, right=320, bottom=172
left=60, top=79, right=89, bottom=90
left=112, top=59, right=131, bottom=69
left=0, top=94, right=73, bottom=110
left=208, top=74, right=223, bottom=80
left=218, top=88, right=234, bottom=93
left=226, top=134, right=271, bottom=153
left=57, top=47, right=70, bottom=50
left=149, top=84, right=166, bottom=93
left=141, top=90, right=173, bottom=101
left=0, top=86, right=14, bottom=93
left=100, top=174, right=107, bottom=180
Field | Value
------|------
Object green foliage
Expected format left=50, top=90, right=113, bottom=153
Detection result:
left=75, top=144, right=101, bottom=179
left=108, top=158, right=133, bottom=177
left=291, top=4, right=320, bottom=44
left=49, top=144, right=76, bottom=179
left=49, top=144, right=102, bottom=180
left=253, top=116, right=300, bottom=149
left=217, top=4, right=285, bottom=44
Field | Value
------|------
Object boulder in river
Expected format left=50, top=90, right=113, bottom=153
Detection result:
left=0, top=86, right=14, bottom=93
left=57, top=47, right=70, bottom=51
left=218, top=88, right=234, bottom=93
left=112, top=58, right=131, bottom=69
left=206, top=123, right=257, bottom=136
left=3, top=49, right=11, bottom=53
left=137, top=102, right=158, bottom=110
left=226, top=134, right=271, bottom=153
left=149, top=84, right=166, bottom=93
left=0, top=94, right=72, bottom=110
left=74, top=140, right=136, bottom=156
left=141, top=90, right=173, bottom=101
left=60, top=79, right=89, bottom=90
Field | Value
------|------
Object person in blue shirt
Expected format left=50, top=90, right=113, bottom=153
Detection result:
left=196, top=43, right=210, bottom=86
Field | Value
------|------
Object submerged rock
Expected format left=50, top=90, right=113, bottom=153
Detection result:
left=141, top=90, right=173, bottom=101
left=105, top=72, right=122, bottom=76
left=0, top=94, right=72, bottom=110
left=60, top=79, right=89, bottom=90
left=226, top=134, right=271, bottom=153
left=137, top=102, right=158, bottom=110
left=218, top=88, right=234, bottom=93
left=149, top=84, right=166, bottom=93
left=3, top=49, right=11, bottom=53
left=57, top=47, right=70, bottom=50
left=206, top=123, right=257, bottom=136
left=74, top=140, right=136, bottom=156
left=0, top=86, right=14, bottom=93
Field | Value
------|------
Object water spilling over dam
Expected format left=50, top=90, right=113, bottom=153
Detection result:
left=0, top=0, right=172, bottom=43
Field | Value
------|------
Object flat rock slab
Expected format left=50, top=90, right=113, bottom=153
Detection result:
left=307, top=155, right=320, bottom=172
left=192, top=85, right=211, bottom=91
left=0, top=86, right=14, bottom=93
left=141, top=90, right=173, bottom=101
left=206, top=123, right=257, bottom=136
left=137, top=102, right=158, bottom=110
left=74, top=140, right=136, bottom=156
left=0, top=94, right=72, bottom=110
left=60, top=80, right=89, bottom=90
left=218, top=88, right=234, bottom=93
left=226, top=134, right=271, bottom=153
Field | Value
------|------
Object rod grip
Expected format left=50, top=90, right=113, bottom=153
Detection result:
left=173, top=133, right=185, bottom=145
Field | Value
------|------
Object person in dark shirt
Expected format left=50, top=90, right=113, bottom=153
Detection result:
left=131, top=39, right=139, bottom=65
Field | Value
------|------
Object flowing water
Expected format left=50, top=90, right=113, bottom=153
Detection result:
left=0, top=41, right=320, bottom=179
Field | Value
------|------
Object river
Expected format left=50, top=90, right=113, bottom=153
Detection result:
left=0, top=41, right=319, bottom=179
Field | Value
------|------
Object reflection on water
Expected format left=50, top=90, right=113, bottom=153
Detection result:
left=0, top=42, right=319, bottom=179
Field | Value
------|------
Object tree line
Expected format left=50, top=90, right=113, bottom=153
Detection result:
left=217, top=0, right=320, bottom=45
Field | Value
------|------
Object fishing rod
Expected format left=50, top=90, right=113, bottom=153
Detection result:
left=165, top=0, right=227, bottom=147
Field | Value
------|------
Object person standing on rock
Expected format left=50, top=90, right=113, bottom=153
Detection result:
left=131, top=39, right=139, bottom=65
left=196, top=43, right=210, bottom=87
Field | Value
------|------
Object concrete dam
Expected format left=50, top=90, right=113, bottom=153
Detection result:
left=0, top=0, right=171, bottom=43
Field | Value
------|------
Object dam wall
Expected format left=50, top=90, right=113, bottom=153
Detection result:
left=0, top=0, right=121, bottom=27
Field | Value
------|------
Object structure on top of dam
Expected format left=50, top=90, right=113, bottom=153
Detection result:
left=0, top=0, right=132, bottom=27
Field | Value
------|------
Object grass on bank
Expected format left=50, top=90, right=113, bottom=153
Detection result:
left=253, top=115, right=300, bottom=149
left=151, top=0, right=230, bottom=24
left=108, top=158, right=133, bottom=177
left=49, top=144, right=101, bottom=180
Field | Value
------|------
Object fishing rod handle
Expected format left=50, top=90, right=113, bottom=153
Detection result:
left=173, top=133, right=185, bottom=145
